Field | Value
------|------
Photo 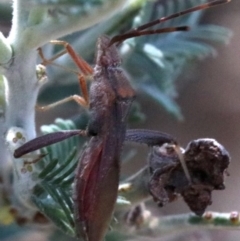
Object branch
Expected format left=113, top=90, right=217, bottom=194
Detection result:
left=145, top=211, right=240, bottom=236
left=113, top=211, right=240, bottom=239
left=7, top=0, right=139, bottom=50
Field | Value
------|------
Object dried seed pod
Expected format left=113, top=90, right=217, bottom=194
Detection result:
left=184, top=138, right=230, bottom=190
left=148, top=138, right=230, bottom=215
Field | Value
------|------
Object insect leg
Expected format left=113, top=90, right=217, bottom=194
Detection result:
left=125, top=129, right=191, bottom=182
left=125, top=129, right=177, bottom=146
left=14, top=130, right=87, bottom=158
left=37, top=40, right=94, bottom=111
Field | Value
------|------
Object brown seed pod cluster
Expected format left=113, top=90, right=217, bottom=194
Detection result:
left=148, top=138, right=230, bottom=215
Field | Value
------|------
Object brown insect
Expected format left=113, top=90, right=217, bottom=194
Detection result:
left=14, top=0, right=230, bottom=240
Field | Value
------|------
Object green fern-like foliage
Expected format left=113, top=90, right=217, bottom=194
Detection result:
left=121, top=0, right=232, bottom=119
left=32, top=119, right=84, bottom=236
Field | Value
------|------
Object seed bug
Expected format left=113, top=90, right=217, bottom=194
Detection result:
left=13, top=0, right=230, bottom=240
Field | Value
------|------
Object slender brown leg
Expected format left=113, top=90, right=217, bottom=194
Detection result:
left=49, top=40, right=93, bottom=76
left=36, top=94, right=88, bottom=111
left=37, top=40, right=94, bottom=110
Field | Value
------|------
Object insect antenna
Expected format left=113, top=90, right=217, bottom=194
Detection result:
left=109, top=0, right=230, bottom=45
